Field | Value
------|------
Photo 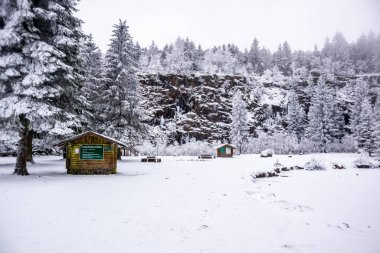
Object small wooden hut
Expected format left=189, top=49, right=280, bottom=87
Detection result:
left=214, top=144, right=236, bottom=158
left=56, top=131, right=127, bottom=175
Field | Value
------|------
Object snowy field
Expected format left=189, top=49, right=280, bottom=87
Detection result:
left=1, top=153, right=380, bottom=253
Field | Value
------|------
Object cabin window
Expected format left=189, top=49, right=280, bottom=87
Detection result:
left=226, top=147, right=231, bottom=155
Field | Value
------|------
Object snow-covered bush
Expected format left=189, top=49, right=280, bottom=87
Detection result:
left=353, top=158, right=380, bottom=169
left=331, top=163, right=346, bottom=169
left=273, top=160, right=284, bottom=168
left=164, top=140, right=213, bottom=156
left=260, top=149, right=274, bottom=157
left=326, top=136, right=357, bottom=153
left=298, top=136, right=357, bottom=154
left=246, top=133, right=299, bottom=155
left=137, top=140, right=158, bottom=156
left=251, top=171, right=278, bottom=179
left=304, top=159, right=326, bottom=171
left=137, top=139, right=213, bottom=156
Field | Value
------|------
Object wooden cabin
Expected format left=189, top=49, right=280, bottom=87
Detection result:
left=214, top=144, right=236, bottom=158
left=56, top=131, right=127, bottom=175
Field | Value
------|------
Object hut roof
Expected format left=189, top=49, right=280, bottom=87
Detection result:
left=214, top=143, right=237, bottom=150
left=56, top=131, right=128, bottom=147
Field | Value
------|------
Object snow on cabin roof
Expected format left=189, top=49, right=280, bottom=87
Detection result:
left=214, top=144, right=237, bottom=150
left=56, top=131, right=128, bottom=147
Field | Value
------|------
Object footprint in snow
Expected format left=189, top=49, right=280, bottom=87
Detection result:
left=273, top=200, right=313, bottom=212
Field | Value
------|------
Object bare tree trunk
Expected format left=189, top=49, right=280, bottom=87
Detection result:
left=14, top=114, right=30, bottom=176
left=26, top=130, right=34, bottom=164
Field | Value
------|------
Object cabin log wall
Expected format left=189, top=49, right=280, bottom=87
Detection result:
left=66, top=135, right=118, bottom=175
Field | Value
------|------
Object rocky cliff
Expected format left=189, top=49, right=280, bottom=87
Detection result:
left=139, top=74, right=289, bottom=142
left=139, top=73, right=380, bottom=143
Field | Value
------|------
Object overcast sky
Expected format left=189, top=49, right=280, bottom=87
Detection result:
left=77, top=0, right=380, bottom=53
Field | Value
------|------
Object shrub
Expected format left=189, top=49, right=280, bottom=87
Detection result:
left=260, top=149, right=274, bottom=157
left=354, top=158, right=380, bottom=169
left=304, top=159, right=326, bottom=171
left=251, top=171, right=278, bottom=179
left=273, top=160, right=284, bottom=167
left=331, top=163, right=346, bottom=169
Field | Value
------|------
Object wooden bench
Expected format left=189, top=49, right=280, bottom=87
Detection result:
left=198, top=154, right=214, bottom=159
left=141, top=156, right=162, bottom=163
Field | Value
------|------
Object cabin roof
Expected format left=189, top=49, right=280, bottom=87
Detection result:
left=214, top=143, right=237, bottom=150
left=56, top=131, right=128, bottom=147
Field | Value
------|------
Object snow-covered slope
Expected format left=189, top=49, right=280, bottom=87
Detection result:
left=1, top=154, right=379, bottom=253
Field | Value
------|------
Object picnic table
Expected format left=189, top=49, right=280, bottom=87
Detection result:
left=198, top=154, right=214, bottom=159
left=141, top=156, right=162, bottom=163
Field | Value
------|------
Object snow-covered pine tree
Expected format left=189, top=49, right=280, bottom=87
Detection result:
left=305, top=78, right=341, bottom=152
left=327, top=100, right=345, bottom=140
left=373, top=98, right=380, bottom=153
left=140, top=41, right=164, bottom=73
left=230, top=90, right=249, bottom=154
left=323, top=84, right=345, bottom=144
left=305, top=79, right=325, bottom=152
left=286, top=89, right=306, bottom=142
left=101, top=20, right=145, bottom=143
left=350, top=79, right=369, bottom=136
left=164, top=37, right=192, bottom=74
left=0, top=0, right=83, bottom=175
left=79, top=34, right=105, bottom=130
left=356, top=97, right=376, bottom=156
left=203, top=46, right=238, bottom=74
left=248, top=38, right=263, bottom=74
left=281, top=41, right=293, bottom=76
left=272, top=42, right=292, bottom=76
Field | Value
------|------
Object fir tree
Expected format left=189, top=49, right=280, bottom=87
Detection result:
left=306, top=78, right=341, bottom=152
left=248, top=38, right=263, bottom=74
left=356, top=97, right=375, bottom=156
left=164, top=37, right=192, bottom=74
left=373, top=98, right=380, bottom=153
left=322, top=84, right=344, bottom=144
left=350, top=79, right=369, bottom=136
left=230, top=90, right=249, bottom=154
left=327, top=101, right=345, bottom=140
left=286, top=89, right=306, bottom=142
left=272, top=42, right=292, bottom=76
left=281, top=41, right=293, bottom=75
left=79, top=34, right=105, bottom=130
left=306, top=79, right=325, bottom=152
left=101, top=19, right=144, bottom=143
left=141, top=41, right=164, bottom=73
left=0, top=0, right=83, bottom=175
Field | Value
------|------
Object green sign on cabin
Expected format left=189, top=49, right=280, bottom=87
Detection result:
left=80, top=145, right=104, bottom=160
left=220, top=147, right=226, bottom=154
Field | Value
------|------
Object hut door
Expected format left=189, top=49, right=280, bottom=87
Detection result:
left=226, top=147, right=231, bottom=155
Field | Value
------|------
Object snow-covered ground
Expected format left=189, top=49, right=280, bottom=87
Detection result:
left=1, top=153, right=380, bottom=253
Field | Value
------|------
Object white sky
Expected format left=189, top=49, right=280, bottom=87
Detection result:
left=77, top=0, right=380, bottom=53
